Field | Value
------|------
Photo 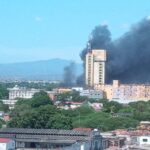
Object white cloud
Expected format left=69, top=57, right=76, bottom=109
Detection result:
left=35, top=16, right=42, bottom=22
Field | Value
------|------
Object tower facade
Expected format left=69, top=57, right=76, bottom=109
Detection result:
left=85, top=49, right=106, bottom=87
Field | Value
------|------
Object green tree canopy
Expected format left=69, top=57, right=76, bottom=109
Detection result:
left=31, top=91, right=53, bottom=108
left=0, top=100, right=9, bottom=112
left=8, top=105, right=72, bottom=129
left=0, top=85, right=9, bottom=99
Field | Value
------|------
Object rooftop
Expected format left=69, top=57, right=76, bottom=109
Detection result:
left=140, top=121, right=150, bottom=124
left=0, top=128, right=91, bottom=143
left=0, top=128, right=90, bottom=136
left=0, top=138, right=12, bottom=143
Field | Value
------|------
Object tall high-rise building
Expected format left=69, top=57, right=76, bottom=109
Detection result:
left=85, top=49, right=107, bottom=87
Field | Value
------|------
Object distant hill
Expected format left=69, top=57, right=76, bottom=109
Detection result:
left=0, top=59, right=83, bottom=81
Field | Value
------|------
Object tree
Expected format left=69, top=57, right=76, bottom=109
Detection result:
left=102, top=101, right=123, bottom=113
left=0, top=118, right=5, bottom=128
left=118, top=106, right=134, bottom=113
left=31, top=91, right=53, bottom=108
left=102, top=117, right=138, bottom=131
left=15, top=98, right=31, bottom=106
left=56, top=91, right=89, bottom=102
left=76, top=106, right=94, bottom=115
left=129, top=101, right=147, bottom=113
left=0, top=100, right=9, bottom=112
left=46, top=114, right=73, bottom=130
left=10, top=104, right=31, bottom=118
left=8, top=105, right=73, bottom=129
left=0, top=85, right=9, bottom=99
left=57, top=92, right=72, bottom=102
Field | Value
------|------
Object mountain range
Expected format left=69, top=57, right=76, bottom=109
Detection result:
left=0, top=59, right=83, bottom=81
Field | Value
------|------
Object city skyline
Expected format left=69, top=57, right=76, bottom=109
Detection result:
left=0, top=0, right=150, bottom=63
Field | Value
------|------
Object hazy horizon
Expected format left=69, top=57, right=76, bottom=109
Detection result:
left=0, top=57, right=82, bottom=65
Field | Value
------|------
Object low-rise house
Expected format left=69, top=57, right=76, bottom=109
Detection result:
left=0, top=112, right=10, bottom=122
left=73, top=128, right=92, bottom=132
left=0, top=138, right=15, bottom=150
left=72, top=87, right=83, bottom=92
left=57, top=101, right=83, bottom=110
left=112, top=122, right=150, bottom=149
left=53, top=88, right=72, bottom=94
left=137, top=121, right=150, bottom=131
left=107, top=136, right=126, bottom=149
left=101, top=132, right=126, bottom=149
left=3, top=114, right=10, bottom=122
left=138, top=136, right=150, bottom=146
left=8, top=85, right=40, bottom=100
left=47, top=91, right=57, bottom=101
left=89, top=102, right=103, bottom=111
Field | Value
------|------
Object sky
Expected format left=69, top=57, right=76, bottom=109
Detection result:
left=0, top=0, right=150, bottom=63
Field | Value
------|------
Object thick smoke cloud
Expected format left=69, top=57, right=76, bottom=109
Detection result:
left=81, top=17, right=150, bottom=83
left=62, top=62, right=76, bottom=87
left=80, top=25, right=112, bottom=61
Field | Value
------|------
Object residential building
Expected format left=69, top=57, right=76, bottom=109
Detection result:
left=72, top=87, right=83, bottom=92
left=53, top=88, right=72, bottom=94
left=138, top=136, right=150, bottom=146
left=90, top=103, right=103, bottom=111
left=95, top=80, right=150, bottom=102
left=47, top=91, right=57, bottom=101
left=137, top=121, right=150, bottom=131
left=113, top=122, right=150, bottom=149
left=106, top=136, right=126, bottom=149
left=47, top=88, right=72, bottom=101
left=101, top=132, right=127, bottom=149
left=57, top=102, right=83, bottom=110
left=0, top=138, right=15, bottom=150
left=80, top=89, right=103, bottom=99
left=0, top=112, right=10, bottom=122
left=85, top=49, right=107, bottom=87
left=8, top=85, right=40, bottom=100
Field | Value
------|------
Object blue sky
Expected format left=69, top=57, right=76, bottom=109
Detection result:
left=0, top=0, right=150, bottom=63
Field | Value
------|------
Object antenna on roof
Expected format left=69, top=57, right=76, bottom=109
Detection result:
left=87, top=34, right=92, bottom=52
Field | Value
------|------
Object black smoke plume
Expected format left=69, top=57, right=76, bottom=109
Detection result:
left=80, top=25, right=112, bottom=61
left=81, top=17, right=150, bottom=83
left=62, top=62, right=76, bottom=87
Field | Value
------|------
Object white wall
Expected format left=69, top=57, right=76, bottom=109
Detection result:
left=0, top=143, right=6, bottom=150
left=0, top=140, right=15, bottom=150
left=138, top=136, right=150, bottom=145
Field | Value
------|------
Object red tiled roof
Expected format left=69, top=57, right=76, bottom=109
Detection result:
left=73, top=128, right=92, bottom=132
left=0, top=138, right=12, bottom=143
